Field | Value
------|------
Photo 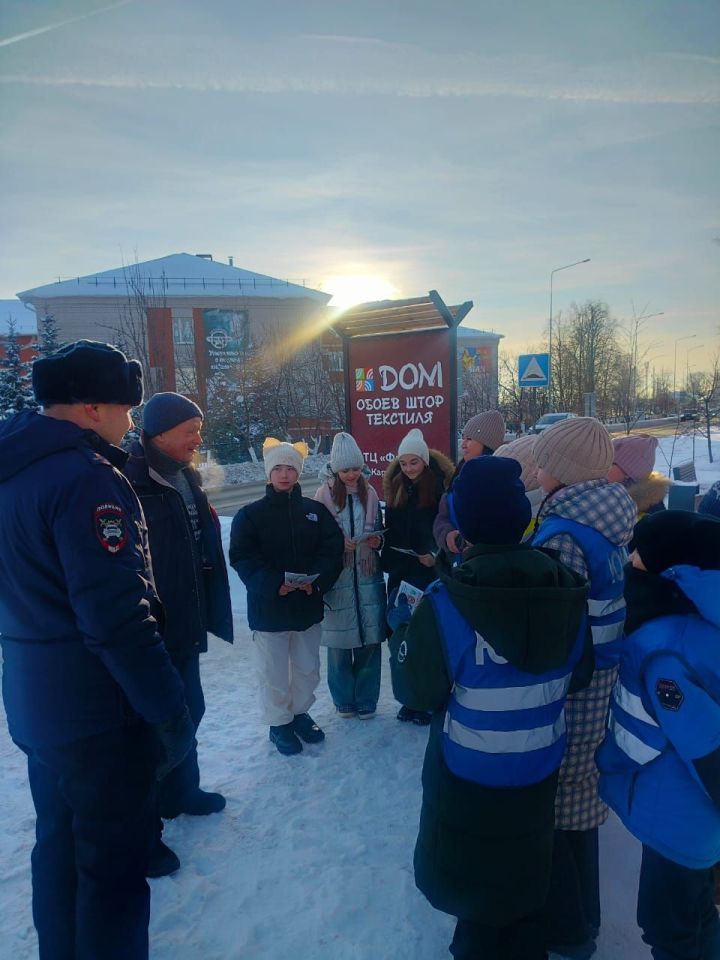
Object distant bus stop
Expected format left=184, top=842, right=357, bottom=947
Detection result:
left=331, top=291, right=473, bottom=493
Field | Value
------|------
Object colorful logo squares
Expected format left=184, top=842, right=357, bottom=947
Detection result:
left=355, top=367, right=375, bottom=392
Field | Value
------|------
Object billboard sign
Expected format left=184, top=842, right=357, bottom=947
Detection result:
left=201, top=308, right=250, bottom=379
left=347, top=329, right=456, bottom=491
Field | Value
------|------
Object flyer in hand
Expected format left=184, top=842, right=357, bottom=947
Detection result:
left=396, top=580, right=424, bottom=610
left=284, top=572, right=320, bottom=587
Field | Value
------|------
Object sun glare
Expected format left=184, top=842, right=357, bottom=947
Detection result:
left=325, top=274, right=399, bottom=309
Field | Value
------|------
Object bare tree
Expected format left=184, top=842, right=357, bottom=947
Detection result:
left=695, top=354, right=720, bottom=463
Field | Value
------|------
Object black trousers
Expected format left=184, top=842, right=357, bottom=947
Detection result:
left=450, top=915, right=547, bottom=960
left=638, top=845, right=720, bottom=960
left=159, top=651, right=205, bottom=815
left=22, top=723, right=157, bottom=960
left=542, top=827, right=600, bottom=948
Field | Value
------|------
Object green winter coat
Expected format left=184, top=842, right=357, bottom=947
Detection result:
left=388, top=543, right=589, bottom=926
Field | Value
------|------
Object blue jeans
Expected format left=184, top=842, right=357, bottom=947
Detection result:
left=327, top=645, right=381, bottom=712
left=159, top=651, right=204, bottom=815
left=638, top=845, right=720, bottom=960
left=21, top=723, right=156, bottom=960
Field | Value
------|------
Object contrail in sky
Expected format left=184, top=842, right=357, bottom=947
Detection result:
left=0, top=0, right=136, bottom=49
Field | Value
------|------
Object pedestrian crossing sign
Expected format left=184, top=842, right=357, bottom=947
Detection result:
left=518, top=353, right=550, bottom=388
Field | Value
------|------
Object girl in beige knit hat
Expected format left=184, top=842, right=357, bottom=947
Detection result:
left=530, top=417, right=638, bottom=956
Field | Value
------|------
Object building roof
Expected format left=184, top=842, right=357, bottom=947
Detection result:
left=0, top=298, right=38, bottom=335
left=457, top=325, right=504, bottom=341
left=17, top=253, right=331, bottom=304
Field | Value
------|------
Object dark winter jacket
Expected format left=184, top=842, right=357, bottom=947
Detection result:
left=380, top=451, right=455, bottom=595
left=0, top=411, right=184, bottom=747
left=229, top=483, right=344, bottom=632
left=123, top=439, right=233, bottom=657
left=388, top=543, right=589, bottom=926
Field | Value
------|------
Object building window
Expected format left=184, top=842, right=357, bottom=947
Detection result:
left=173, top=316, right=194, bottom=346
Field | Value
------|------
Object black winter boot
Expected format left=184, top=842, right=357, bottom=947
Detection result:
left=269, top=722, right=303, bottom=755
left=146, top=840, right=180, bottom=878
left=292, top=713, right=325, bottom=744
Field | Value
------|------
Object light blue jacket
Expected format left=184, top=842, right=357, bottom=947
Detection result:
left=317, top=488, right=386, bottom=649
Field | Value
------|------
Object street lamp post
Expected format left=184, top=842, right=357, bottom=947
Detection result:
left=549, top=258, right=590, bottom=411
left=686, top=343, right=704, bottom=396
left=673, top=334, right=696, bottom=415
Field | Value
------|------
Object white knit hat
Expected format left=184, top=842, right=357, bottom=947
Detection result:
left=397, top=428, right=429, bottom=465
left=262, top=437, right=308, bottom=480
left=330, top=432, right=364, bottom=473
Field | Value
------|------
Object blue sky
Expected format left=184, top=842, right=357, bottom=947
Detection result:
left=0, top=0, right=718, bottom=361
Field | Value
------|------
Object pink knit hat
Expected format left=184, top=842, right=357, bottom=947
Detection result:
left=461, top=410, right=506, bottom=452
left=495, top=435, right=539, bottom=492
left=611, top=434, right=658, bottom=483
left=534, top=417, right=613, bottom=486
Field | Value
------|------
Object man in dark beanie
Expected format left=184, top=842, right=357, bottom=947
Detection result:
left=598, top=510, right=720, bottom=960
left=387, top=455, right=590, bottom=960
left=0, top=341, right=192, bottom=960
left=124, top=391, right=233, bottom=841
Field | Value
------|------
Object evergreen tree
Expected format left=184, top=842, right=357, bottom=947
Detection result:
left=38, top=309, right=63, bottom=356
left=0, top=318, right=37, bottom=418
left=203, top=373, right=246, bottom=464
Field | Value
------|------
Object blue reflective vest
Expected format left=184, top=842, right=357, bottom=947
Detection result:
left=428, top=582, right=585, bottom=788
left=597, top=571, right=720, bottom=868
left=533, top=517, right=627, bottom=669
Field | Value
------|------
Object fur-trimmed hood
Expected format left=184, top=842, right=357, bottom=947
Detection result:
left=382, top=449, right=456, bottom=502
left=626, top=471, right=672, bottom=514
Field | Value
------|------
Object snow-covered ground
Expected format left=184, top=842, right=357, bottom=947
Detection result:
left=1, top=431, right=717, bottom=959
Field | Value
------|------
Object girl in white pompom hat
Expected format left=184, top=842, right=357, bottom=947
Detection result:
left=229, top=438, right=344, bottom=756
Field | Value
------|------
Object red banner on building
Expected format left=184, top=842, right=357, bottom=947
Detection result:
left=347, top=329, right=456, bottom=492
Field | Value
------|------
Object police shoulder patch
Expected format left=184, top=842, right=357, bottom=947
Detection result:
left=94, top=503, right=129, bottom=554
left=656, top=678, right=684, bottom=712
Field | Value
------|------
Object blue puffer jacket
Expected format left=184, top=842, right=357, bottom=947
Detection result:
left=0, top=411, right=184, bottom=747
left=597, top=565, right=720, bottom=869
left=123, top=439, right=233, bottom=656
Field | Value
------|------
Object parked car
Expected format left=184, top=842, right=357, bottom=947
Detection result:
left=679, top=410, right=700, bottom=421
left=530, top=412, right=578, bottom=435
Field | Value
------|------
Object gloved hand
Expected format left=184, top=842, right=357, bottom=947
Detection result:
left=386, top=591, right=412, bottom=631
left=153, top=706, right=196, bottom=781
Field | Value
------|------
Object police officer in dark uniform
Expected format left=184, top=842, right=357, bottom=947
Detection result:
left=0, top=340, right=194, bottom=960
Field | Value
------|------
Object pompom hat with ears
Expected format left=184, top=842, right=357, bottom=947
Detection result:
left=330, top=432, right=364, bottom=473
left=263, top=438, right=308, bottom=480
left=397, top=428, right=429, bottom=465
left=495, top=434, right=539, bottom=492
left=461, top=410, right=506, bottom=453
left=612, top=434, right=658, bottom=483
left=32, top=339, right=143, bottom=407
left=534, top=417, right=613, bottom=486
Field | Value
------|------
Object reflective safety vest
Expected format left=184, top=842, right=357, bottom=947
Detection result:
left=533, top=516, right=627, bottom=669
left=428, top=581, right=585, bottom=788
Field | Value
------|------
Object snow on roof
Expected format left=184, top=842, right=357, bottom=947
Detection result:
left=17, top=253, right=331, bottom=304
left=457, top=324, right=503, bottom=340
left=0, top=298, right=37, bottom=335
